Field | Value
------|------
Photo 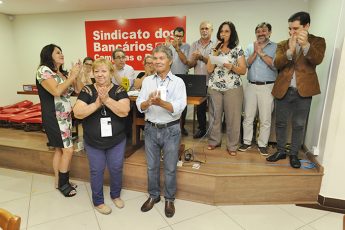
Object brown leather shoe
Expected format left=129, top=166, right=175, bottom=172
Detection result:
left=141, top=197, right=160, bottom=212
left=165, top=200, right=175, bottom=218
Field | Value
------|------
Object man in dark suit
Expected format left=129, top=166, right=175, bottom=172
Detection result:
left=266, top=11, right=326, bottom=168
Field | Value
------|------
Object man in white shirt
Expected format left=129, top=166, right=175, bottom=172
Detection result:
left=111, top=48, right=135, bottom=91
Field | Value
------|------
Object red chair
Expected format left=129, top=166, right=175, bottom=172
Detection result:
left=0, top=100, right=33, bottom=111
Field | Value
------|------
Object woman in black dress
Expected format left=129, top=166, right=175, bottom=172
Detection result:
left=36, top=44, right=82, bottom=197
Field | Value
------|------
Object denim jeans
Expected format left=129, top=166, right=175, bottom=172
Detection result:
left=84, top=138, right=126, bottom=206
left=275, top=88, right=312, bottom=156
left=144, top=122, right=181, bottom=201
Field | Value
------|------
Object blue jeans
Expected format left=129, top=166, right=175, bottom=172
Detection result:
left=84, top=138, right=126, bottom=206
left=144, top=122, right=181, bottom=201
left=275, top=88, right=312, bottom=156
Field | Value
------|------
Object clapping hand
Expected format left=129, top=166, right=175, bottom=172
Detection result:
left=297, top=29, right=309, bottom=48
left=192, top=50, right=202, bottom=61
left=288, top=34, right=297, bottom=53
left=69, top=60, right=82, bottom=80
left=147, top=90, right=161, bottom=106
left=165, top=36, right=172, bottom=47
left=97, top=86, right=110, bottom=104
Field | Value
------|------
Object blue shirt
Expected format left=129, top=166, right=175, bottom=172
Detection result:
left=136, top=71, right=187, bottom=123
left=245, top=41, right=277, bottom=82
left=170, top=43, right=190, bottom=74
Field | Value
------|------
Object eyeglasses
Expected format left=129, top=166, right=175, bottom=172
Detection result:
left=145, top=62, right=154, bottom=66
left=174, top=35, right=184, bottom=38
left=115, top=56, right=126, bottom=60
left=84, top=63, right=92, bottom=66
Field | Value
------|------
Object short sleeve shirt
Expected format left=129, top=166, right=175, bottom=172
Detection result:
left=77, top=84, right=129, bottom=149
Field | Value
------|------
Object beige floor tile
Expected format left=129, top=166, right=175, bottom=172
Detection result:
left=171, top=209, right=243, bottom=230
left=154, top=198, right=217, bottom=225
left=31, top=173, right=56, bottom=195
left=278, top=204, right=330, bottom=224
left=27, top=184, right=93, bottom=227
left=297, top=225, right=316, bottom=230
left=0, top=169, right=32, bottom=203
left=0, top=197, right=30, bottom=230
left=220, top=204, right=305, bottom=230
left=308, top=212, right=343, bottom=230
left=95, top=195, right=168, bottom=230
left=27, top=210, right=100, bottom=230
left=159, top=227, right=173, bottom=230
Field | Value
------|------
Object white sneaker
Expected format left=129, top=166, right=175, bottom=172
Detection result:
left=112, top=197, right=125, bottom=209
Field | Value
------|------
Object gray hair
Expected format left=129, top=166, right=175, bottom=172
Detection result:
left=152, top=45, right=173, bottom=61
left=144, top=55, right=154, bottom=64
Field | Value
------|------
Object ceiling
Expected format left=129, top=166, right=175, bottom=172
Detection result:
left=0, top=0, right=242, bottom=15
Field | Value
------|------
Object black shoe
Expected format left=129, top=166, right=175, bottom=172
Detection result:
left=289, top=155, right=301, bottom=168
left=266, top=151, right=287, bottom=162
left=258, top=147, right=268, bottom=156
left=238, top=144, right=252, bottom=152
left=165, top=200, right=175, bottom=218
left=181, top=128, right=188, bottom=136
left=140, top=197, right=161, bottom=212
left=193, top=130, right=206, bottom=139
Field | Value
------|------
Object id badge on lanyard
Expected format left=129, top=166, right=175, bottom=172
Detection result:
left=100, top=105, right=112, bottom=137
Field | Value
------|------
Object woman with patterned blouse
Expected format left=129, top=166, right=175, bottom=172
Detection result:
left=206, top=21, right=247, bottom=156
left=36, top=44, right=82, bottom=197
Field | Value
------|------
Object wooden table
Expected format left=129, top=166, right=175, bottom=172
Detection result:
left=129, top=96, right=207, bottom=146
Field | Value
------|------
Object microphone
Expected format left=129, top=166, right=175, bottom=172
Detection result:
left=215, top=38, right=224, bottom=50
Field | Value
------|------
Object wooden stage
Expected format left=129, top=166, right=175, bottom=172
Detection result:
left=0, top=127, right=323, bottom=205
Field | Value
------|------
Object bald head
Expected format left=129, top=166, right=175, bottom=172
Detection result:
left=199, top=21, right=213, bottom=40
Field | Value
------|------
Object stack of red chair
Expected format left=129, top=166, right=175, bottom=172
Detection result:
left=0, top=100, right=42, bottom=131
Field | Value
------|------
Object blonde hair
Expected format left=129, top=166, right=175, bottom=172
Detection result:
left=92, top=58, right=115, bottom=76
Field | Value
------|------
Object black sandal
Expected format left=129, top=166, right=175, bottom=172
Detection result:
left=58, top=183, right=77, bottom=197
left=58, top=171, right=77, bottom=197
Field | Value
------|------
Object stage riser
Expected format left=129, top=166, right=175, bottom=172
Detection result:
left=0, top=145, right=322, bottom=205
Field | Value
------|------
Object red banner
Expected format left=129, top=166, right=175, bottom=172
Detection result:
left=85, top=16, right=186, bottom=70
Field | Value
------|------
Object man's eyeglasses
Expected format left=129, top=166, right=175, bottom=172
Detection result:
left=145, top=62, right=154, bottom=66
left=174, top=35, right=184, bottom=38
left=115, top=56, right=126, bottom=60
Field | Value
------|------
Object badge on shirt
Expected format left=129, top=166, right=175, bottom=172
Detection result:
left=158, top=85, right=167, bottom=101
left=100, top=117, right=112, bottom=137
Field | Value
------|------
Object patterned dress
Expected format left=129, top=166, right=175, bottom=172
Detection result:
left=36, top=66, right=74, bottom=148
left=208, top=45, right=244, bottom=91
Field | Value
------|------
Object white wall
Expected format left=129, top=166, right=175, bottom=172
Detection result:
left=305, top=0, right=343, bottom=159
left=315, top=0, right=345, bottom=199
left=0, top=14, right=20, bottom=105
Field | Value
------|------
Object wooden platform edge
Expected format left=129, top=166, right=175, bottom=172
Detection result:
left=0, top=144, right=324, bottom=205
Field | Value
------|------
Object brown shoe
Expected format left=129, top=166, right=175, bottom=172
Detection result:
left=165, top=200, right=175, bottom=218
left=141, top=197, right=160, bottom=212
